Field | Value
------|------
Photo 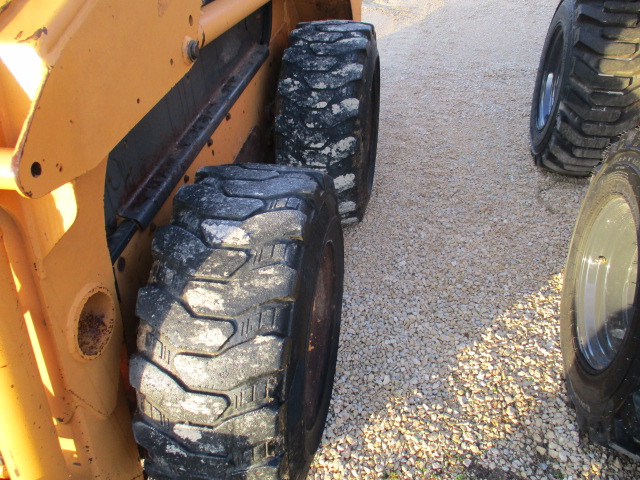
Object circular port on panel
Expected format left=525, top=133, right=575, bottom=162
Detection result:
left=74, top=289, right=115, bottom=360
left=31, top=162, right=42, bottom=177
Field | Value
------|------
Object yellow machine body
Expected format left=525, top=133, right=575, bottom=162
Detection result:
left=0, top=0, right=359, bottom=478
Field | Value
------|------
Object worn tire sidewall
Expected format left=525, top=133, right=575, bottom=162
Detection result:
left=355, top=42, right=381, bottom=219
left=561, top=153, right=640, bottom=420
left=530, top=0, right=574, bottom=155
left=286, top=188, right=344, bottom=479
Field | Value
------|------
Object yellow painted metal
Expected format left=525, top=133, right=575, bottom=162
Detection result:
left=0, top=208, right=74, bottom=424
left=351, top=0, right=362, bottom=21
left=1, top=0, right=200, bottom=199
left=196, top=0, right=359, bottom=52
left=0, top=149, right=17, bottom=191
left=0, top=155, right=142, bottom=478
left=0, top=0, right=358, bottom=199
left=291, top=0, right=356, bottom=22
left=33, top=161, right=123, bottom=418
left=197, top=0, right=271, bottom=47
left=0, top=49, right=34, bottom=150
left=0, top=160, right=143, bottom=478
left=0, top=228, right=69, bottom=480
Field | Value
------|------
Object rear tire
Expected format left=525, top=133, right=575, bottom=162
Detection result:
left=130, top=164, right=344, bottom=479
left=530, top=0, right=640, bottom=176
left=275, top=20, right=380, bottom=224
left=561, top=129, right=640, bottom=459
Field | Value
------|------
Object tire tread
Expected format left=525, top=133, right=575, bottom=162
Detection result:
left=132, top=164, right=337, bottom=478
left=532, top=0, right=640, bottom=175
left=275, top=20, right=379, bottom=222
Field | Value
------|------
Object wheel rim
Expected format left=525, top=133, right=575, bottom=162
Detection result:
left=576, top=196, right=638, bottom=371
left=537, top=27, right=564, bottom=130
left=303, top=241, right=336, bottom=428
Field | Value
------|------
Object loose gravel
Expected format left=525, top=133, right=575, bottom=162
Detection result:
left=308, top=0, right=640, bottom=479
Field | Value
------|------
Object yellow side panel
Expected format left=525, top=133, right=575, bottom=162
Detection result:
left=11, top=0, right=200, bottom=198
left=0, top=225, right=69, bottom=479
left=291, top=0, right=357, bottom=22
left=0, top=160, right=143, bottom=478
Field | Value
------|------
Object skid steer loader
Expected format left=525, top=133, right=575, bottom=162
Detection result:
left=0, top=0, right=380, bottom=478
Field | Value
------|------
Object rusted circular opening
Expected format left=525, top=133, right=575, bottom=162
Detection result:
left=303, top=241, right=336, bottom=428
left=76, top=290, right=115, bottom=358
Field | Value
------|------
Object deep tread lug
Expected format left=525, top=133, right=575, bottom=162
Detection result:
left=132, top=164, right=344, bottom=479
left=530, top=0, right=640, bottom=175
left=275, top=20, right=379, bottom=222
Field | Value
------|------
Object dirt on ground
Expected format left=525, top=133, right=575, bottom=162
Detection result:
left=308, top=1, right=640, bottom=479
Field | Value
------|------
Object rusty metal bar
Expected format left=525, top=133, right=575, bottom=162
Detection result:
left=197, top=0, right=271, bottom=47
left=0, top=231, right=68, bottom=480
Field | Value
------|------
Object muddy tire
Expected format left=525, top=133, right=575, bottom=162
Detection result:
left=561, top=129, right=640, bottom=460
left=530, top=0, right=640, bottom=176
left=275, top=20, right=380, bottom=224
left=130, top=164, right=344, bottom=479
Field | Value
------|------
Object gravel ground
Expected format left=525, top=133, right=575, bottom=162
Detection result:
left=308, top=1, right=640, bottom=479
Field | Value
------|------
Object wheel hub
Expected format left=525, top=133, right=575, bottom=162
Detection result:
left=537, top=28, right=563, bottom=130
left=576, top=196, right=638, bottom=371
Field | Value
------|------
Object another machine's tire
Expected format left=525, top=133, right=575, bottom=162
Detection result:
left=130, top=164, right=344, bottom=479
left=530, top=0, right=640, bottom=176
left=561, top=129, right=640, bottom=459
left=275, top=20, right=380, bottom=224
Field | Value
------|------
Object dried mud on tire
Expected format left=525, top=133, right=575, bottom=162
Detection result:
left=131, top=164, right=344, bottom=480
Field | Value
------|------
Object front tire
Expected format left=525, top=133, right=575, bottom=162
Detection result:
left=130, top=164, right=344, bottom=479
left=530, top=1, right=640, bottom=176
left=561, top=129, right=640, bottom=459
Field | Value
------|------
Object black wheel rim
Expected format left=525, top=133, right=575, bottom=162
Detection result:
left=537, top=27, right=564, bottom=130
left=303, top=241, right=336, bottom=428
left=576, top=196, right=638, bottom=371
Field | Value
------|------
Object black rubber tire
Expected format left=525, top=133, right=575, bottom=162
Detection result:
left=275, top=20, right=380, bottom=224
left=530, top=0, right=640, bottom=176
left=130, top=164, right=344, bottom=479
left=561, top=129, right=640, bottom=460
